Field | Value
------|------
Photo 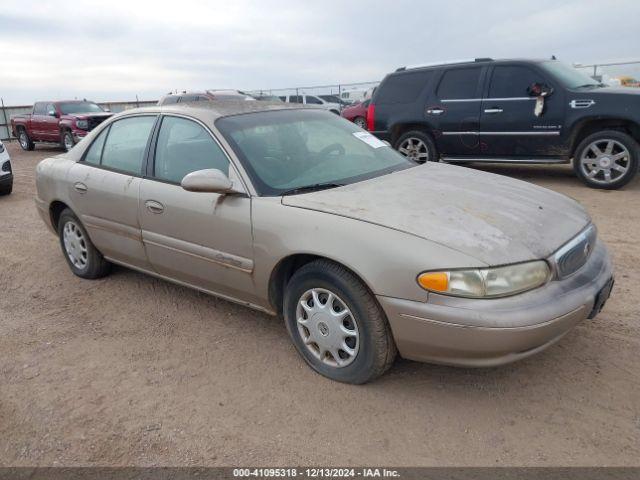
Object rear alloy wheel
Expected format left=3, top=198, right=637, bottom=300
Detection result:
left=18, top=129, right=35, bottom=151
left=354, top=116, right=367, bottom=129
left=62, top=130, right=75, bottom=151
left=395, top=130, right=438, bottom=164
left=574, top=130, right=638, bottom=189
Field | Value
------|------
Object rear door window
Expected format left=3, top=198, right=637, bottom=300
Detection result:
left=83, top=127, right=110, bottom=165
left=488, top=65, right=546, bottom=98
left=33, top=103, right=46, bottom=115
left=100, top=116, right=156, bottom=175
left=436, top=67, right=482, bottom=99
left=377, top=71, right=432, bottom=104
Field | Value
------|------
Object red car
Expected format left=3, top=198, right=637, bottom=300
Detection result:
left=11, top=100, right=112, bottom=151
left=341, top=99, right=370, bottom=129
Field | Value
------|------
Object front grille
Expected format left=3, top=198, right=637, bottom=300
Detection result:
left=1, top=160, right=11, bottom=173
left=553, top=225, right=597, bottom=279
left=87, top=116, right=108, bottom=131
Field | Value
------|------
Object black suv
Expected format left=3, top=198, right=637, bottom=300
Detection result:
left=368, top=58, right=640, bottom=189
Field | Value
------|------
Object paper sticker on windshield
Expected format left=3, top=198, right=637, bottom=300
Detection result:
left=352, top=131, right=387, bottom=148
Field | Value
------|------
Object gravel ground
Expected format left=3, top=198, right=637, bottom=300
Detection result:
left=0, top=141, right=639, bottom=467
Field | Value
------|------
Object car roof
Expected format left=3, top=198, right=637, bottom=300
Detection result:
left=395, top=58, right=551, bottom=72
left=116, top=99, right=313, bottom=121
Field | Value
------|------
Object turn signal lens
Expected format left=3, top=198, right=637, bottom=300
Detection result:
left=417, top=272, right=449, bottom=292
left=417, top=261, right=550, bottom=298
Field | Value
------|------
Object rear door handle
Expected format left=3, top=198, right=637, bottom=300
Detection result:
left=145, top=200, right=164, bottom=214
left=426, top=107, right=444, bottom=115
left=484, top=108, right=503, bottom=114
left=73, top=182, right=87, bottom=193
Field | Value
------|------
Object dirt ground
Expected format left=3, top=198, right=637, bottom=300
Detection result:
left=0, top=140, right=639, bottom=467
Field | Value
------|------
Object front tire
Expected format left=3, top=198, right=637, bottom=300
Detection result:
left=573, top=130, right=639, bottom=189
left=61, top=130, right=75, bottom=151
left=58, top=209, right=111, bottom=279
left=18, top=128, right=35, bottom=151
left=284, top=259, right=396, bottom=384
left=353, top=116, right=367, bottom=129
left=394, top=130, right=438, bottom=163
left=0, top=181, right=12, bottom=196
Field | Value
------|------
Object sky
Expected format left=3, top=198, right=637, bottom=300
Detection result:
left=1, top=0, right=639, bottom=105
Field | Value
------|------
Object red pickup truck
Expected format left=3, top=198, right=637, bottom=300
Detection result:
left=11, top=100, right=113, bottom=151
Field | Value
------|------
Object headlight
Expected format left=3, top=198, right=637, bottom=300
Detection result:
left=0, top=141, right=4, bottom=153
left=76, top=119, right=89, bottom=130
left=417, top=261, right=550, bottom=298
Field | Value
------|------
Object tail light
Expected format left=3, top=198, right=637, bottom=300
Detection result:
left=366, top=103, right=375, bottom=131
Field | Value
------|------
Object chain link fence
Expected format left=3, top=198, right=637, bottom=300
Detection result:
left=246, top=81, right=380, bottom=106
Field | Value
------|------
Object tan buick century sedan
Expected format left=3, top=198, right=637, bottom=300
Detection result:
left=35, top=101, right=614, bottom=383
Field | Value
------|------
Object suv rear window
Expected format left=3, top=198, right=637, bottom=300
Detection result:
left=437, top=67, right=482, bottom=99
left=377, top=71, right=432, bottom=104
left=489, top=66, right=546, bottom=98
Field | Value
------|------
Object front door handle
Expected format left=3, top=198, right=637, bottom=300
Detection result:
left=73, top=182, right=87, bottom=193
left=426, top=107, right=444, bottom=115
left=145, top=200, right=164, bottom=214
left=484, top=108, right=503, bottom=114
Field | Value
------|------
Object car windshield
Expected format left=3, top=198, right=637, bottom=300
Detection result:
left=59, top=102, right=104, bottom=114
left=216, top=109, right=414, bottom=196
left=540, top=61, right=602, bottom=89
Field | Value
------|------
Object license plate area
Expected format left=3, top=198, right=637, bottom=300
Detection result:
left=588, top=277, right=614, bottom=319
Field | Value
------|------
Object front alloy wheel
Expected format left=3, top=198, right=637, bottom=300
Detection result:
left=574, top=130, right=639, bottom=189
left=63, top=131, right=75, bottom=151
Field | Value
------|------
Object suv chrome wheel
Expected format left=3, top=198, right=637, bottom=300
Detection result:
left=398, top=137, right=429, bottom=162
left=63, top=132, right=75, bottom=151
left=63, top=221, right=88, bottom=269
left=579, top=139, right=630, bottom=185
left=19, top=132, right=28, bottom=149
left=296, top=288, right=359, bottom=368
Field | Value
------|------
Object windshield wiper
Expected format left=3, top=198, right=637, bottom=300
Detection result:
left=574, top=83, right=603, bottom=89
left=280, top=182, right=344, bottom=196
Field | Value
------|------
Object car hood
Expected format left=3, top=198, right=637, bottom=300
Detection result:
left=63, top=112, right=113, bottom=119
left=281, top=163, right=590, bottom=265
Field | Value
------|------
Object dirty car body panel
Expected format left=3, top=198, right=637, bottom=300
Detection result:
left=35, top=101, right=614, bottom=376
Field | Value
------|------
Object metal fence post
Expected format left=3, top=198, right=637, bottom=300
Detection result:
left=1, top=97, right=10, bottom=141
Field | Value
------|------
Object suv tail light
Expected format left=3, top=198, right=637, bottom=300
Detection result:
left=366, top=103, right=375, bottom=131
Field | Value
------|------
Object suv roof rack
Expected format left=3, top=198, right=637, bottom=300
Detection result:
left=396, top=58, right=494, bottom=72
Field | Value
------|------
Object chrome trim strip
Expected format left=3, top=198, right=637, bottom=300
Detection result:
left=82, top=215, right=142, bottom=241
left=442, top=157, right=566, bottom=164
left=102, top=256, right=274, bottom=315
left=442, top=97, right=536, bottom=103
left=441, top=131, right=561, bottom=136
left=142, top=230, right=254, bottom=273
left=552, top=224, right=597, bottom=279
left=441, top=98, right=482, bottom=103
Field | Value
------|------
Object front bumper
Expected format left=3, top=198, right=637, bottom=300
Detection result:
left=378, top=240, right=613, bottom=367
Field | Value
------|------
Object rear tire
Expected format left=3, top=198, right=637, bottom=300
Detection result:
left=573, top=130, right=639, bottom=189
left=58, top=208, right=111, bottom=279
left=284, top=259, right=397, bottom=384
left=18, top=128, right=35, bottom=151
left=394, top=130, right=438, bottom=163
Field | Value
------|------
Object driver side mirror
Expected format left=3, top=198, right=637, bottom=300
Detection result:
left=527, top=82, right=554, bottom=97
left=48, top=110, right=58, bottom=118
left=181, top=169, right=242, bottom=194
